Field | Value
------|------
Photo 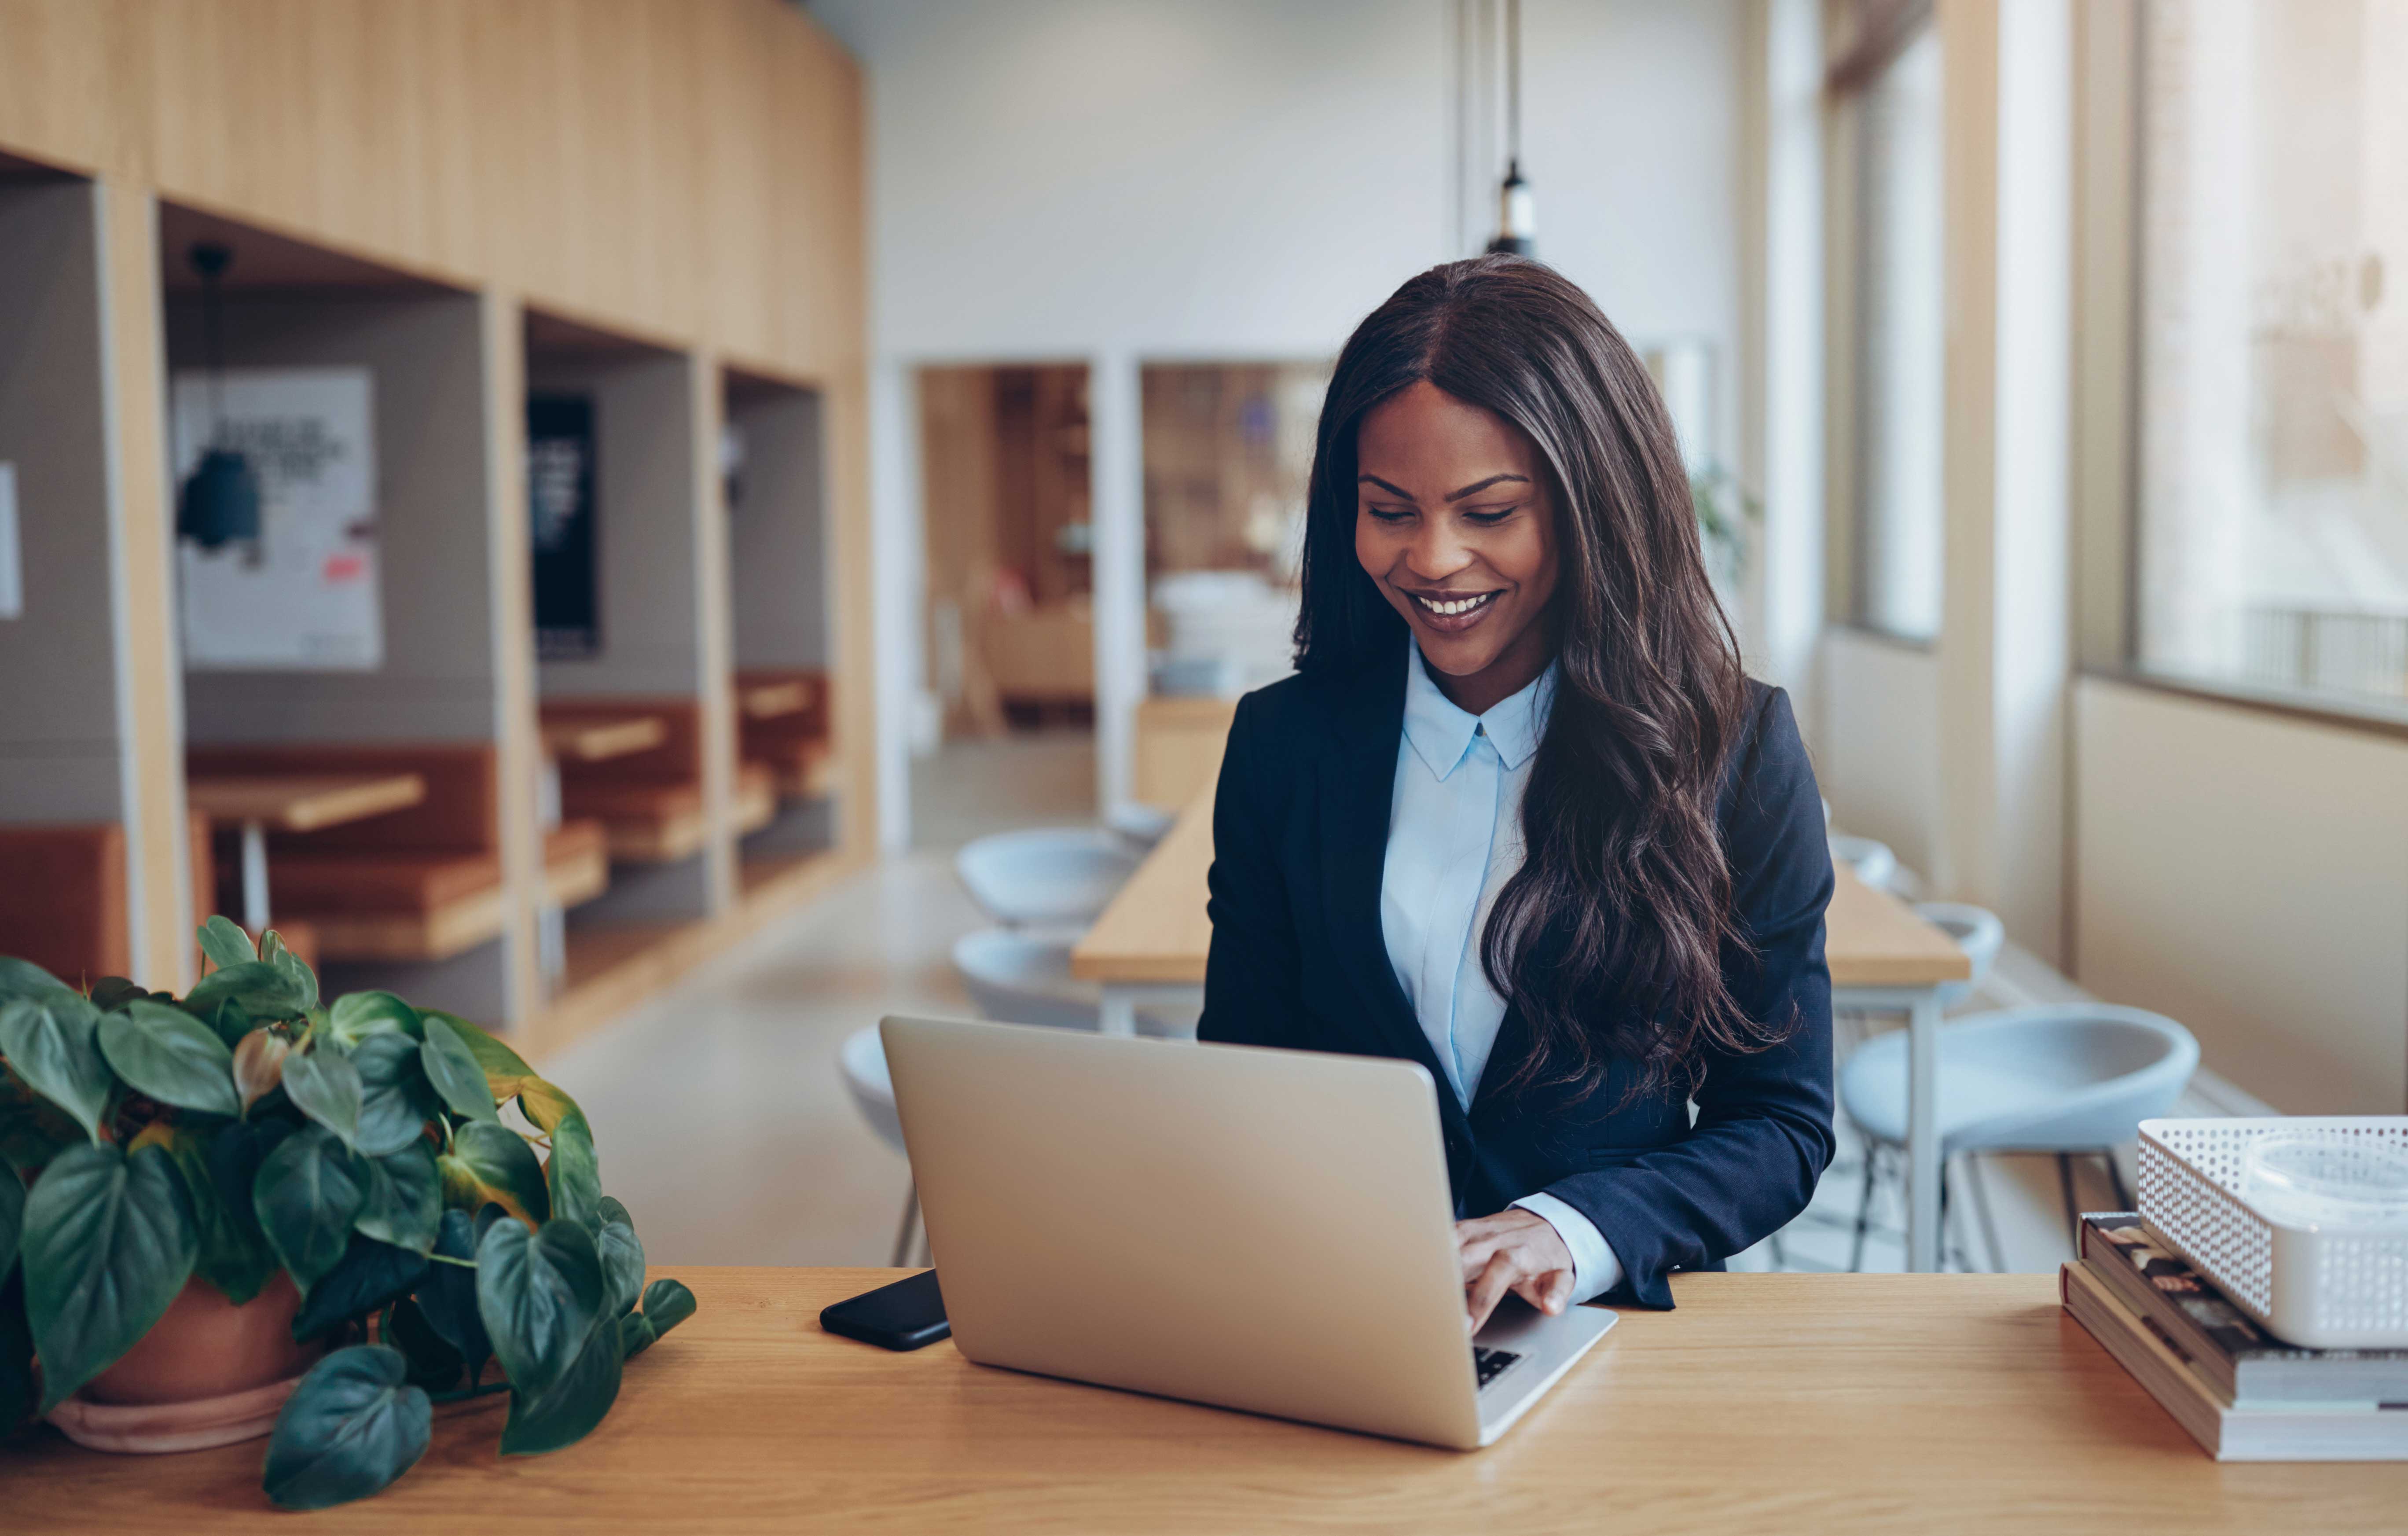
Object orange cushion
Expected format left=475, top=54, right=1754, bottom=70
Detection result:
left=544, top=819, right=608, bottom=867
left=0, top=825, right=129, bottom=983
left=268, top=853, right=502, bottom=915
left=561, top=782, right=703, bottom=822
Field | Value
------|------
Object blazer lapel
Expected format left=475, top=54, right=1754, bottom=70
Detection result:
left=1314, top=652, right=1459, bottom=1102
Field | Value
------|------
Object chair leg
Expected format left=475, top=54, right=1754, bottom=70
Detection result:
left=2103, top=1149, right=2135, bottom=1212
left=1964, top=1154, right=2007, bottom=1275
left=890, top=1181, right=921, bottom=1268
left=1849, top=1145, right=1881, bottom=1273
left=2055, top=1152, right=2081, bottom=1257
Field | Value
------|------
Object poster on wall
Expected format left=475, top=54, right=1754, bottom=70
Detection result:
left=172, top=366, right=381, bottom=669
left=528, top=394, right=600, bottom=660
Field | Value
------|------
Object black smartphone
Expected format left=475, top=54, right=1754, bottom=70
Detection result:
left=819, top=1268, right=949, bottom=1351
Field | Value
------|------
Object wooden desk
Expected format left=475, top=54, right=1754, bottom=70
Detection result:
left=185, top=772, right=427, bottom=934
left=540, top=715, right=668, bottom=763
left=3, top=1269, right=2394, bottom=1532
left=1072, top=783, right=1972, bottom=1270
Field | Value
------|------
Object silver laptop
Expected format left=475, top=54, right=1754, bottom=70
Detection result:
left=878, top=1014, right=1615, bottom=1448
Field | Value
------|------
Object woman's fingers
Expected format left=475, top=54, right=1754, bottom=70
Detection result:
left=1466, top=1252, right=1519, bottom=1332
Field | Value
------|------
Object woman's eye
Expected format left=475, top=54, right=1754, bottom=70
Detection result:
left=1363, top=505, right=1413, bottom=523
left=1461, top=505, right=1518, bottom=526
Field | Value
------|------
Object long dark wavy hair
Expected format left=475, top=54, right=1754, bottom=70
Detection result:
left=1295, top=255, right=1776, bottom=1102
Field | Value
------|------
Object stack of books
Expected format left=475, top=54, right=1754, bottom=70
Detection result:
left=2063, top=1213, right=2408, bottom=1460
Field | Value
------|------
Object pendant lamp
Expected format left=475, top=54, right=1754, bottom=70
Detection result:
left=1486, top=0, right=1535, bottom=257
left=176, top=242, right=263, bottom=551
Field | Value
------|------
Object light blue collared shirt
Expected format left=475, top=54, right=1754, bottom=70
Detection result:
left=1380, top=643, right=1624, bottom=1302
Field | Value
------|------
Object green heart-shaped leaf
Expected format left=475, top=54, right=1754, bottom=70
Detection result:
left=159, top=1126, right=276, bottom=1305
left=0, top=1087, right=77, bottom=1180
left=0, top=958, right=64, bottom=1005
left=255, top=1125, right=366, bottom=1293
left=23, top=1142, right=198, bottom=1411
left=546, top=1102, right=601, bottom=1231
left=262, top=1345, right=431, bottom=1510
left=440, top=1120, right=549, bottom=1227
left=327, top=991, right=421, bottom=1050
left=619, top=1276, right=697, bottom=1360
left=206, top=1116, right=292, bottom=1243
left=352, top=1034, right=433, bottom=1158
left=356, top=1141, right=441, bottom=1254
left=0, top=1166, right=21, bottom=1277
left=0, top=989, right=114, bottom=1141
left=86, top=977, right=149, bottom=1012
left=292, top=1235, right=428, bottom=1341
left=197, top=916, right=257, bottom=973
left=500, top=1314, right=621, bottom=1455
left=259, top=930, right=318, bottom=1013
left=184, top=960, right=306, bottom=1024
left=416, top=1209, right=488, bottom=1378
left=385, top=1295, right=465, bottom=1391
left=418, top=1014, right=498, bottom=1123
left=476, top=1216, right=604, bottom=1402
left=597, top=1200, right=643, bottom=1318
left=424, top=1009, right=532, bottom=1079
left=97, top=1000, right=240, bottom=1118
left=282, top=1046, right=364, bottom=1149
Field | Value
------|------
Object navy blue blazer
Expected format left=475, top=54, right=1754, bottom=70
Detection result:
left=1197, top=649, right=1835, bottom=1308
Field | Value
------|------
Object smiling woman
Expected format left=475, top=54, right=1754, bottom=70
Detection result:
left=1199, top=255, right=1836, bottom=1328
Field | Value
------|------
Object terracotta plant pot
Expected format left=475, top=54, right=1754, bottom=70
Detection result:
left=47, top=1273, right=325, bottom=1454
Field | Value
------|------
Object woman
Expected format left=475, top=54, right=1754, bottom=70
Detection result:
left=1198, top=256, right=1834, bottom=1326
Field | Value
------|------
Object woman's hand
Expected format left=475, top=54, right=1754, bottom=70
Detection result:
left=1455, top=1209, right=1576, bottom=1330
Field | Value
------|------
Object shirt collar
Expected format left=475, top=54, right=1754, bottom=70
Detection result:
left=1401, top=643, right=1556, bottom=780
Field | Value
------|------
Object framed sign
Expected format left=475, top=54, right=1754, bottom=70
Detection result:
left=172, top=367, right=380, bottom=669
left=528, top=394, right=600, bottom=660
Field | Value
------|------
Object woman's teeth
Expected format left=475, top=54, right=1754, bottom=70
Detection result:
left=1414, top=591, right=1496, bottom=618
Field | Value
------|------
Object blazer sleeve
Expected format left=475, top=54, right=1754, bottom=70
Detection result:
left=1533, top=686, right=1837, bottom=1308
left=1197, top=692, right=1310, bottom=1049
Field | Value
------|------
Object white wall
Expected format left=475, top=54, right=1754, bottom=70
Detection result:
left=2074, top=676, right=2408, bottom=1115
left=811, top=0, right=1749, bottom=837
left=1817, top=627, right=1941, bottom=878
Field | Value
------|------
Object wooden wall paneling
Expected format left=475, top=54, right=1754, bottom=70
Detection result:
left=826, top=365, right=877, bottom=858
left=94, top=180, right=190, bottom=989
left=481, top=290, right=542, bottom=1027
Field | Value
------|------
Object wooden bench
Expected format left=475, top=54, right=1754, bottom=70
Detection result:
left=0, top=824, right=130, bottom=985
left=736, top=668, right=836, bottom=801
left=546, top=698, right=778, bottom=856
left=187, top=743, right=604, bottom=963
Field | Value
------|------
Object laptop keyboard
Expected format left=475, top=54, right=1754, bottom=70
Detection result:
left=1473, top=1346, right=1522, bottom=1390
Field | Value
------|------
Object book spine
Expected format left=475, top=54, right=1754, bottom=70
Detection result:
left=2078, top=1222, right=2240, bottom=1401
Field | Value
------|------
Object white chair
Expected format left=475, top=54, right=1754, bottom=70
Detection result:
left=955, top=827, right=1140, bottom=926
left=1104, top=802, right=1175, bottom=853
left=951, top=926, right=1100, bottom=1030
left=1912, top=902, right=2004, bottom=1008
left=1829, top=834, right=1897, bottom=892
left=1839, top=1004, right=2199, bottom=1271
left=840, top=1025, right=924, bottom=1266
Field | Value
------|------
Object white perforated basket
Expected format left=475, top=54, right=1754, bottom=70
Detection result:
left=2136, top=1117, right=2408, bottom=1349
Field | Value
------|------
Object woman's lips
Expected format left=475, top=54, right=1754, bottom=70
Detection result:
left=1406, top=588, right=1501, bottom=634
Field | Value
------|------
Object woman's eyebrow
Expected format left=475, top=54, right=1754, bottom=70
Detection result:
left=1354, top=472, right=1531, bottom=501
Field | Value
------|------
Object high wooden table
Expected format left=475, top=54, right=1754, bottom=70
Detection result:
left=1072, top=783, right=1971, bottom=1271
left=185, top=772, right=426, bottom=935
left=4, top=1269, right=2395, bottom=1531
left=540, top=714, right=668, bottom=763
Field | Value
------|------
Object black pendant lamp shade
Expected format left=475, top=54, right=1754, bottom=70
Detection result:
left=176, top=241, right=263, bottom=551
left=1485, top=0, right=1535, bottom=257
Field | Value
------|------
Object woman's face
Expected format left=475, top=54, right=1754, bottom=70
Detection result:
left=1354, top=380, right=1560, bottom=708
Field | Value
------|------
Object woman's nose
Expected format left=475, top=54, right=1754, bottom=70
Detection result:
left=1403, top=522, right=1473, bottom=583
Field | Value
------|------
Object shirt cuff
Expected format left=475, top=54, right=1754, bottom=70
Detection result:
left=1510, top=1192, right=1625, bottom=1303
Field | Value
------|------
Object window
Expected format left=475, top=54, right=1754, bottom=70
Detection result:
left=2133, top=0, right=2408, bottom=708
left=1840, top=17, right=1945, bottom=643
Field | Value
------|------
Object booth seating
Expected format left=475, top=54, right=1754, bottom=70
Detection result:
left=187, top=743, right=604, bottom=963
left=547, top=700, right=708, bottom=862
left=0, top=824, right=129, bottom=984
left=735, top=668, right=835, bottom=802
left=182, top=811, right=319, bottom=974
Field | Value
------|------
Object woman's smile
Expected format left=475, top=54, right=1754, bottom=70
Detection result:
left=1405, top=587, right=1503, bottom=628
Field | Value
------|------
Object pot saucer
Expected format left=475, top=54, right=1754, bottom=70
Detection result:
left=48, top=1372, right=307, bottom=1454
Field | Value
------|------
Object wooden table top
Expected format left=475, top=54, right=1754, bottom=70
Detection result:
left=735, top=677, right=812, bottom=720
left=184, top=772, right=426, bottom=833
left=540, top=714, right=668, bottom=762
left=4, top=1270, right=2394, bottom=1532
left=1071, top=784, right=1971, bottom=990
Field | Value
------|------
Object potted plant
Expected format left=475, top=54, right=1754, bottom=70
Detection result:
left=0, top=917, right=695, bottom=1509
